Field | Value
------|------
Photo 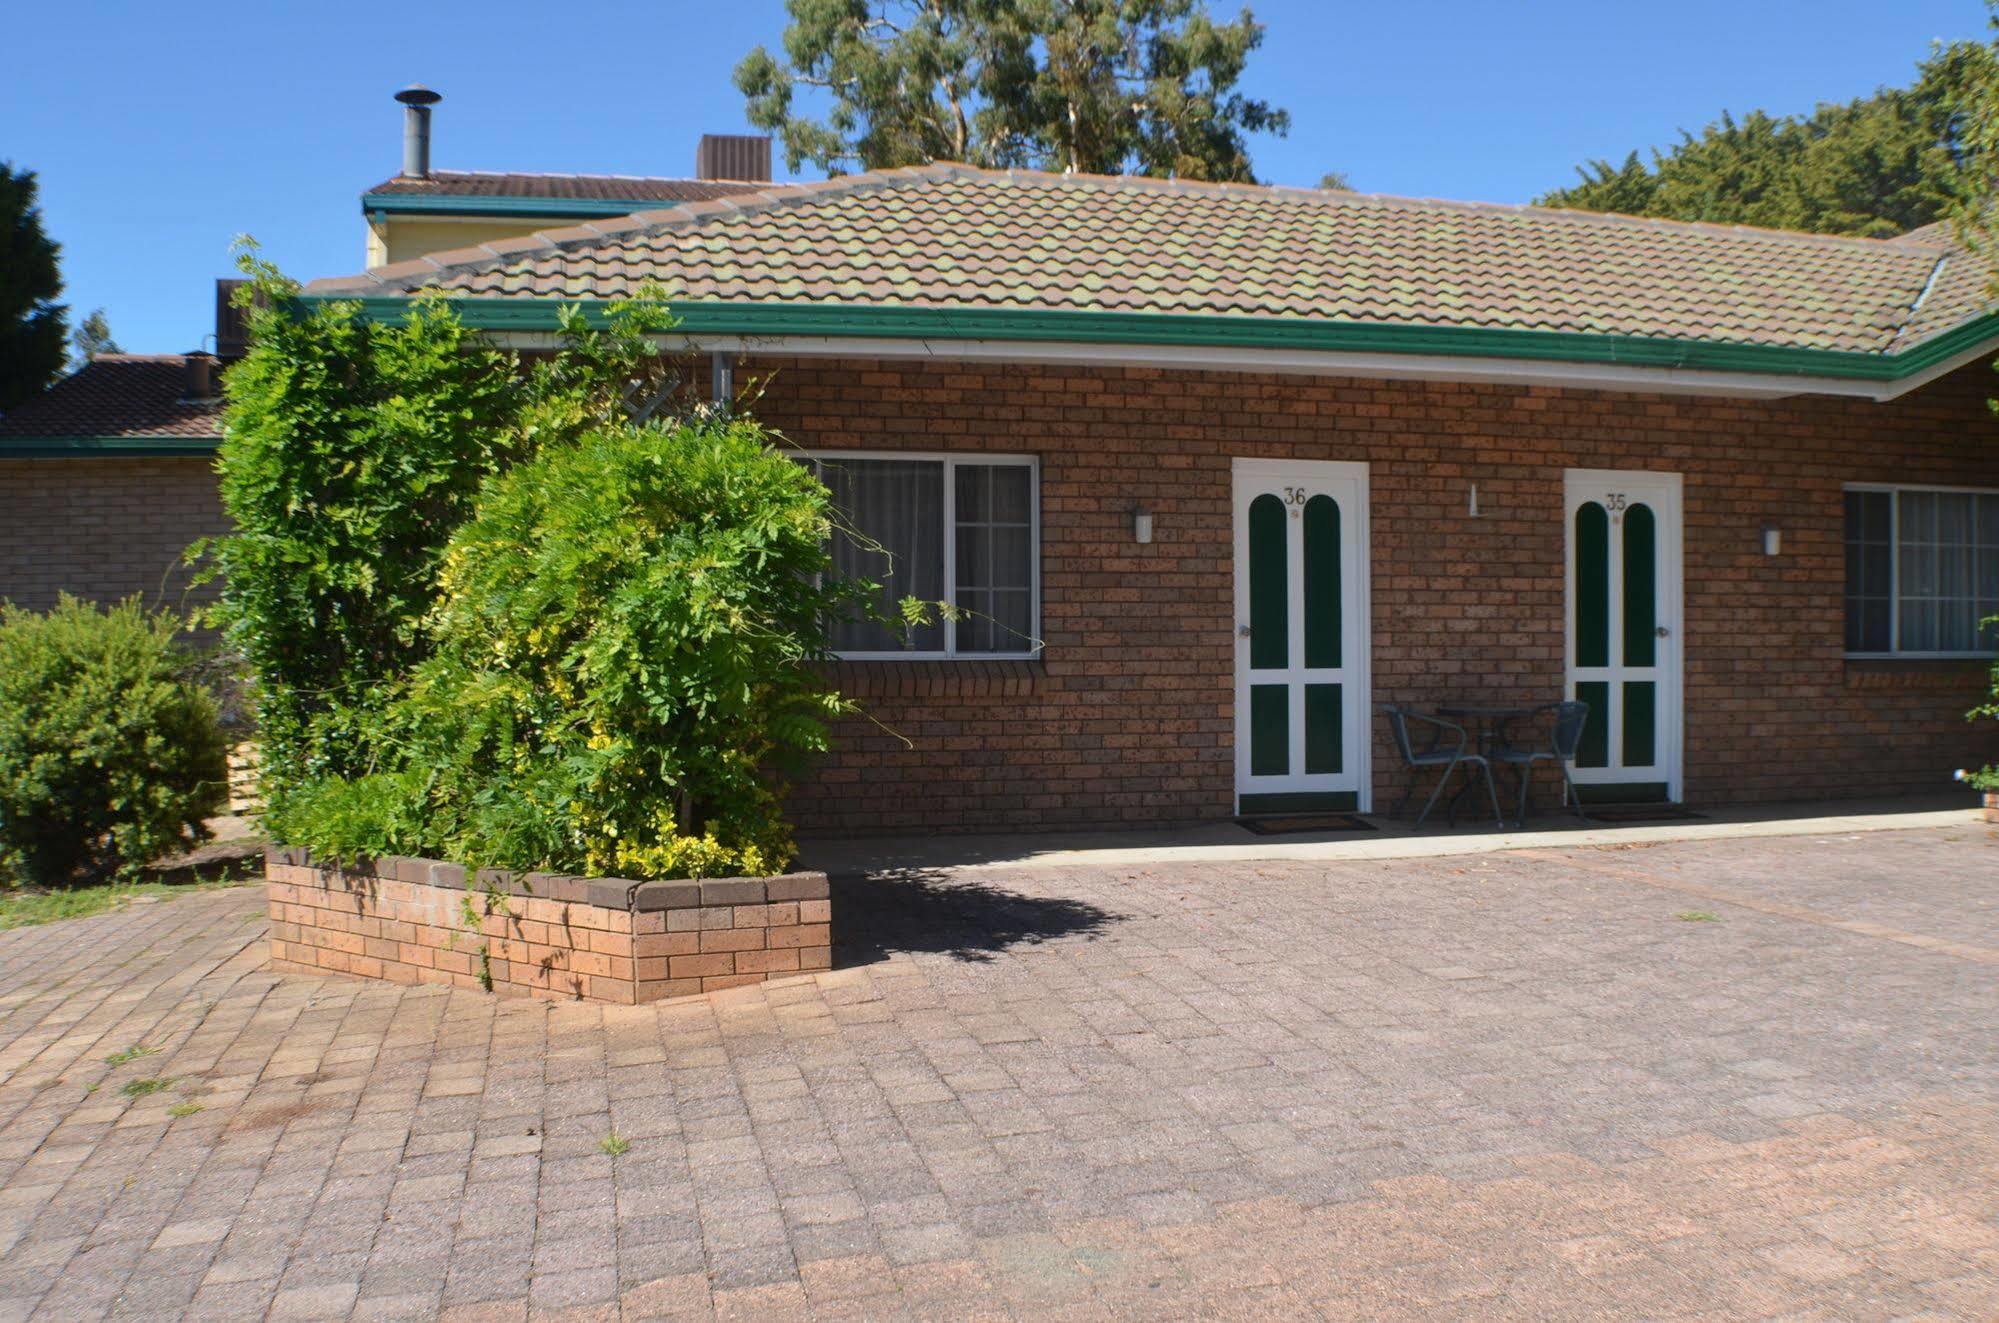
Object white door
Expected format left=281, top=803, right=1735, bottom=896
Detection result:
left=1564, top=469, right=1683, bottom=803
left=1233, top=460, right=1370, bottom=814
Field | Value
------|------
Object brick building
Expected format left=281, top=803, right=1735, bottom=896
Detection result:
left=8, top=163, right=1999, bottom=829
left=0, top=353, right=226, bottom=619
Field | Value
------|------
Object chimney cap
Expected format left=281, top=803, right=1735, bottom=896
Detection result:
left=394, top=84, right=442, bottom=107
left=695, top=133, right=772, bottom=183
left=180, top=352, right=219, bottom=403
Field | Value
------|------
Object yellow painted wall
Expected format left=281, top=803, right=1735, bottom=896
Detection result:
left=366, top=214, right=582, bottom=267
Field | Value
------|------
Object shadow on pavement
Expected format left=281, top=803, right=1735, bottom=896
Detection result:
left=831, top=867, right=1121, bottom=967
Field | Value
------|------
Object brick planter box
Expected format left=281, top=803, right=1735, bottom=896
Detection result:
left=1986, top=791, right=1999, bottom=824
left=266, top=848, right=830, bottom=1005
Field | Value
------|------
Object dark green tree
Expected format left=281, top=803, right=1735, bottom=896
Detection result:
left=736, top=0, right=1289, bottom=181
left=0, top=163, right=67, bottom=409
left=70, top=308, right=121, bottom=370
left=1541, top=40, right=1997, bottom=237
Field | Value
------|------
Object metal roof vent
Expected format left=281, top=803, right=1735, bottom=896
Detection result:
left=394, top=85, right=442, bottom=180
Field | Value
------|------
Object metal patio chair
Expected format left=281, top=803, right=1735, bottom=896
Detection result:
left=1379, top=704, right=1504, bottom=829
left=1486, top=700, right=1592, bottom=827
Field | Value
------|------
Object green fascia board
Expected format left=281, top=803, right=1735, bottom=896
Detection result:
left=300, top=295, right=1999, bottom=386
left=362, top=193, right=681, bottom=220
left=0, top=436, right=219, bottom=458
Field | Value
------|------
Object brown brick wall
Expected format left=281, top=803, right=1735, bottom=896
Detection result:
left=266, top=849, right=832, bottom=1004
left=737, top=355, right=1999, bottom=832
left=0, top=457, right=225, bottom=615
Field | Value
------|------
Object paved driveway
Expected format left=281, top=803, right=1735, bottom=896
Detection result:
left=1, top=826, right=1996, bottom=1320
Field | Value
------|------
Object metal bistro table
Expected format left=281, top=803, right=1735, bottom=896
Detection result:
left=1437, top=702, right=1543, bottom=827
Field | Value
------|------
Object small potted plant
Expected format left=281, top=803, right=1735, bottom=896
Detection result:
left=1956, top=769, right=1999, bottom=823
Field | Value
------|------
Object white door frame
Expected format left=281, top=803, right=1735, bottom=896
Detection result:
left=1232, top=458, right=1372, bottom=812
left=1563, top=468, right=1684, bottom=800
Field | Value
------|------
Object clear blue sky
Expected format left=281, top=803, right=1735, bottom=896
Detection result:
left=8, top=0, right=1990, bottom=353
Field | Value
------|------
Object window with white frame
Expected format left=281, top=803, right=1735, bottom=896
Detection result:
left=1844, top=485, right=1999, bottom=656
left=805, top=453, right=1038, bottom=657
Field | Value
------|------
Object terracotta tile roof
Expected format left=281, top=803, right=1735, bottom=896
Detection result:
left=310, top=164, right=1993, bottom=356
left=364, top=171, right=768, bottom=204
left=0, top=355, right=222, bottom=440
left=1891, top=219, right=1957, bottom=247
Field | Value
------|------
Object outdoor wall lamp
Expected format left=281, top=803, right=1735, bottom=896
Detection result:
left=1133, top=506, right=1155, bottom=544
left=1761, top=525, right=1783, bottom=556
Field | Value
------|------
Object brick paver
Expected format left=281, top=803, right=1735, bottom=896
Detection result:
left=2, top=825, right=1996, bottom=1319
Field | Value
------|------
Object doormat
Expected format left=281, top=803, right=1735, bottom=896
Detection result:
left=1577, top=803, right=1705, bottom=824
left=1235, top=814, right=1378, bottom=836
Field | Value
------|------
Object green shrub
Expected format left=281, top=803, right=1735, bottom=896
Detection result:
left=209, top=252, right=862, bottom=882
left=1968, top=621, right=1999, bottom=792
left=204, top=250, right=676, bottom=829
left=205, top=269, right=519, bottom=820
left=0, top=597, right=228, bottom=886
left=280, top=416, right=862, bottom=879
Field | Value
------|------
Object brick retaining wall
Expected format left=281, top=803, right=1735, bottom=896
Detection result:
left=266, top=848, right=831, bottom=1005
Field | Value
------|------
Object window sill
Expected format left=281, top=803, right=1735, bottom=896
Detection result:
left=1843, top=657, right=1992, bottom=691
left=823, top=657, right=1046, bottom=699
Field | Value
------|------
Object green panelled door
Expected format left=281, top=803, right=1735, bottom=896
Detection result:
left=1247, top=493, right=1289, bottom=776
left=1621, top=504, right=1658, bottom=770
left=1236, top=463, right=1367, bottom=814
left=1302, top=495, right=1343, bottom=776
left=1566, top=472, right=1679, bottom=804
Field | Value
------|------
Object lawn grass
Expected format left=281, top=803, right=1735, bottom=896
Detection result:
left=0, top=839, right=266, bottom=932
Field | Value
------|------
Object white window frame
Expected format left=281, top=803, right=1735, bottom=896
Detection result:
left=805, top=450, right=1041, bottom=661
left=1843, top=481, right=1999, bottom=659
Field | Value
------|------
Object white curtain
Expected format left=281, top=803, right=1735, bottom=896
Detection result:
left=824, top=460, right=945, bottom=652
left=1897, top=491, right=1999, bottom=653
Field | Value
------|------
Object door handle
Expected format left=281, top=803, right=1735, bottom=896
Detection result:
left=1238, top=624, right=1252, bottom=638
left=1656, top=626, right=1670, bottom=638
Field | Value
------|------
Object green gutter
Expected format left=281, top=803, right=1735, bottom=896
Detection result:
left=363, top=194, right=683, bottom=220
left=297, top=296, right=1999, bottom=386
left=0, top=436, right=219, bottom=459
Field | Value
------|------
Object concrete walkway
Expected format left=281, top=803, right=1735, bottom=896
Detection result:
left=798, top=792, right=1982, bottom=874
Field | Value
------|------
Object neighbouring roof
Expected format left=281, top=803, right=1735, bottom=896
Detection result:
left=364, top=170, right=770, bottom=211
left=0, top=355, right=222, bottom=455
left=306, top=164, right=1999, bottom=395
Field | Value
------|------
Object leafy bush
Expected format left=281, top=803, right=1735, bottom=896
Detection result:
left=205, top=249, right=673, bottom=828
left=279, top=417, right=860, bottom=879
left=213, top=251, right=860, bottom=883
left=207, top=274, right=516, bottom=817
left=1968, top=624, right=1999, bottom=793
left=0, top=597, right=228, bottom=886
